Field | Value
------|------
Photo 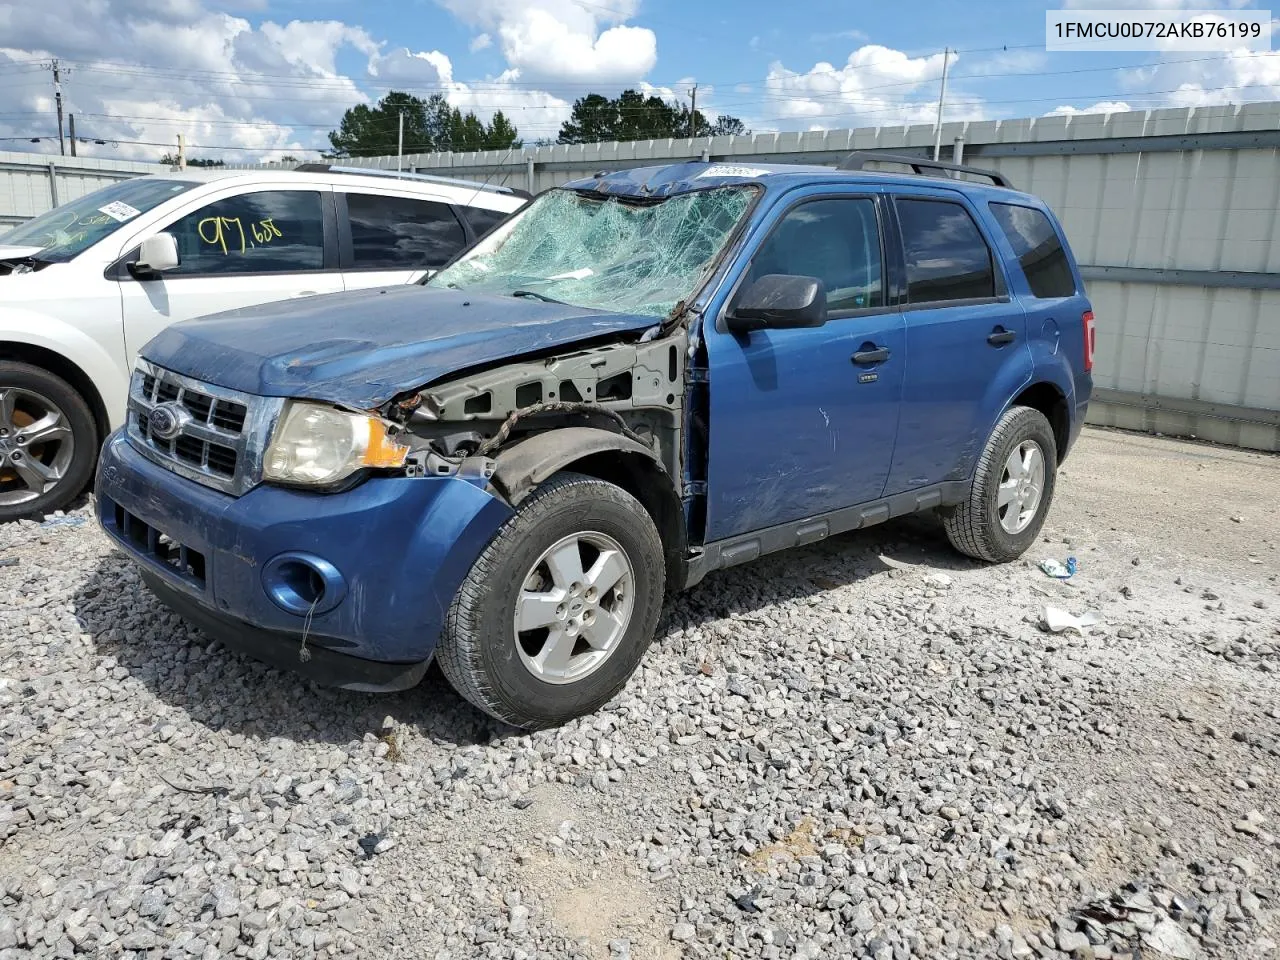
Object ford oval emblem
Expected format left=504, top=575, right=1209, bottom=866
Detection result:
left=148, top=403, right=189, bottom=441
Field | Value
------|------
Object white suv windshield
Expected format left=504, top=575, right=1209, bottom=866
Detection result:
left=430, top=185, right=757, bottom=317
left=3, top=178, right=198, bottom=263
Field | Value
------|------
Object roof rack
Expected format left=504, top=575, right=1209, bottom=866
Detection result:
left=293, top=163, right=531, bottom=198
left=836, top=151, right=1014, bottom=189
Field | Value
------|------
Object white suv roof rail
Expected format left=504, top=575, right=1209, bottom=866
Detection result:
left=294, top=163, right=531, bottom=199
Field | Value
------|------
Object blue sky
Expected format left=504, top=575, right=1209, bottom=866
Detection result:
left=0, top=0, right=1276, bottom=161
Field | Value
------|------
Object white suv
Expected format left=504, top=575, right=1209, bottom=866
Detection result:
left=0, top=164, right=527, bottom=520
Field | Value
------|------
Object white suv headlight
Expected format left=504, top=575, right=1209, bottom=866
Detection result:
left=263, top=401, right=409, bottom=487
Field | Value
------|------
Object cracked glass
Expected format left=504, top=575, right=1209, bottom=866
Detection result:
left=430, top=186, right=758, bottom=317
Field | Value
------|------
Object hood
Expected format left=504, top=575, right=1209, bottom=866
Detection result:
left=141, top=285, right=659, bottom=408
left=0, top=244, right=48, bottom=261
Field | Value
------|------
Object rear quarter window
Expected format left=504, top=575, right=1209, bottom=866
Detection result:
left=989, top=202, right=1076, bottom=299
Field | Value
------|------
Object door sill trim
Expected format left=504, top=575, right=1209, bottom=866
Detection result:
left=682, top=480, right=969, bottom=589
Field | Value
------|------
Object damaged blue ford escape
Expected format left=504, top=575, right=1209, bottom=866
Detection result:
left=96, top=154, right=1094, bottom=729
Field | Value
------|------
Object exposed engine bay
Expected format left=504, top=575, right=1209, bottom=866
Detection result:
left=384, top=329, right=690, bottom=499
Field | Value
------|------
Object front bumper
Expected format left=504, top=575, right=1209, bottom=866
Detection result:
left=96, top=430, right=513, bottom=690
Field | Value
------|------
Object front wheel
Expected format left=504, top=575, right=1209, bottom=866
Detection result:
left=437, top=472, right=666, bottom=729
left=0, top=362, right=98, bottom=523
left=943, top=405, right=1057, bottom=562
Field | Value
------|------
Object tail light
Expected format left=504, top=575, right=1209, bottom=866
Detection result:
left=1082, top=310, right=1095, bottom=373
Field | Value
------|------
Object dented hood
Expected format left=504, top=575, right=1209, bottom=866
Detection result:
left=140, top=286, right=658, bottom=408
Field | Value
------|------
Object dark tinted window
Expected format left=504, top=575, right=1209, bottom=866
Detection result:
left=896, top=198, right=995, bottom=303
left=165, top=191, right=325, bottom=275
left=990, top=202, right=1075, bottom=298
left=748, top=198, right=883, bottom=312
left=461, top=204, right=513, bottom=239
left=347, top=194, right=466, bottom=269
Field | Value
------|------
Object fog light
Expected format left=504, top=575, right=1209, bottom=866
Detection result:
left=262, top=552, right=347, bottom=616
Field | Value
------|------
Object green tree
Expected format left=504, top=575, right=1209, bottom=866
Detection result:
left=708, top=115, right=748, bottom=137
left=328, top=91, right=520, bottom=157
left=557, top=90, right=747, bottom=144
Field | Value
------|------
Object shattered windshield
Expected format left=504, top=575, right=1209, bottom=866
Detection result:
left=430, top=185, right=757, bottom=317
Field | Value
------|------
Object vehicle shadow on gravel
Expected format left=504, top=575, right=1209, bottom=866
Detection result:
left=70, top=512, right=979, bottom=748
left=668, top=511, right=982, bottom=632
left=71, top=561, right=500, bottom=750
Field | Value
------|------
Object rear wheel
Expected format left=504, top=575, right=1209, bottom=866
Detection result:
left=436, top=471, right=665, bottom=729
left=0, top=362, right=97, bottom=522
left=943, top=405, right=1057, bottom=562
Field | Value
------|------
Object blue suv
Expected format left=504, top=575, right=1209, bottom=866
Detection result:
left=96, top=154, right=1094, bottom=729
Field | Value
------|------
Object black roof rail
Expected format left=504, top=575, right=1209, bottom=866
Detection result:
left=292, top=162, right=531, bottom=198
left=836, top=151, right=1014, bottom=189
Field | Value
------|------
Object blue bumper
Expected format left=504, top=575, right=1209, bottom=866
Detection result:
left=95, top=430, right=513, bottom=690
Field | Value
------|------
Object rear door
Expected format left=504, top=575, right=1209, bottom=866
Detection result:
left=338, top=190, right=470, bottom=290
left=703, top=188, right=906, bottom=541
left=120, top=186, right=343, bottom=358
left=883, top=191, right=1030, bottom=493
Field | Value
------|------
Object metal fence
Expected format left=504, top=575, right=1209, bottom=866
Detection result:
left=0, top=151, right=165, bottom=229
left=1, top=103, right=1278, bottom=451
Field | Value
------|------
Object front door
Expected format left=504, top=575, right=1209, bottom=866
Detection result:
left=703, top=191, right=905, bottom=542
left=120, top=188, right=345, bottom=359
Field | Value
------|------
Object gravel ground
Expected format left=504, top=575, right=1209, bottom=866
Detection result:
left=2, top=425, right=1278, bottom=960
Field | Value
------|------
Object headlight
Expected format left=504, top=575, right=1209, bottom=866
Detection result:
left=263, top=401, right=409, bottom=487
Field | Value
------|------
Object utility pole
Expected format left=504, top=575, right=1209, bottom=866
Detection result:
left=932, top=48, right=950, bottom=162
left=68, top=114, right=77, bottom=157
left=397, top=111, right=404, bottom=172
left=51, top=58, right=67, bottom=156
left=689, top=85, right=697, bottom=139
left=176, top=134, right=186, bottom=170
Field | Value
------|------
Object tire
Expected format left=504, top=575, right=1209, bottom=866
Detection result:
left=437, top=471, right=666, bottom=729
left=0, top=361, right=98, bottom=523
left=943, top=405, right=1057, bottom=563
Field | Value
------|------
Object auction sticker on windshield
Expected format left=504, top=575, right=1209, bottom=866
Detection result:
left=696, top=165, right=770, bottom=179
left=98, top=201, right=142, bottom=222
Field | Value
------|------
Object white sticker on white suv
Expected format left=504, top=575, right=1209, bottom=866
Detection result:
left=98, top=201, right=143, bottom=222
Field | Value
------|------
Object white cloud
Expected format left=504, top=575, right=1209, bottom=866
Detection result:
left=1046, top=100, right=1134, bottom=116
left=435, top=0, right=657, bottom=83
left=758, top=45, right=984, bottom=131
left=0, top=0, right=384, bottom=161
left=0, top=0, right=657, bottom=160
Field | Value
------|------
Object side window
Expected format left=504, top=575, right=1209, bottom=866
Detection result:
left=164, top=191, right=325, bottom=276
left=460, top=205, right=513, bottom=240
left=895, top=198, right=995, bottom=304
left=989, top=202, right=1076, bottom=298
left=346, top=194, right=466, bottom=270
left=748, top=198, right=884, bottom=313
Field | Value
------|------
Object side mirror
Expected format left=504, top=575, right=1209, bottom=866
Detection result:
left=726, top=274, right=828, bottom=333
left=131, top=233, right=179, bottom=277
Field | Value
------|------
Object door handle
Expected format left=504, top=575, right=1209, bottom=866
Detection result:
left=852, top=346, right=890, bottom=366
left=987, top=328, right=1016, bottom=346
left=293, top=290, right=318, bottom=298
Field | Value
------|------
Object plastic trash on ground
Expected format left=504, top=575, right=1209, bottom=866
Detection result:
left=1039, top=557, right=1077, bottom=579
left=1042, top=606, right=1102, bottom=635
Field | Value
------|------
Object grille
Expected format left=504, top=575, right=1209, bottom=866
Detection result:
left=106, top=499, right=206, bottom=587
left=126, top=362, right=270, bottom=495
